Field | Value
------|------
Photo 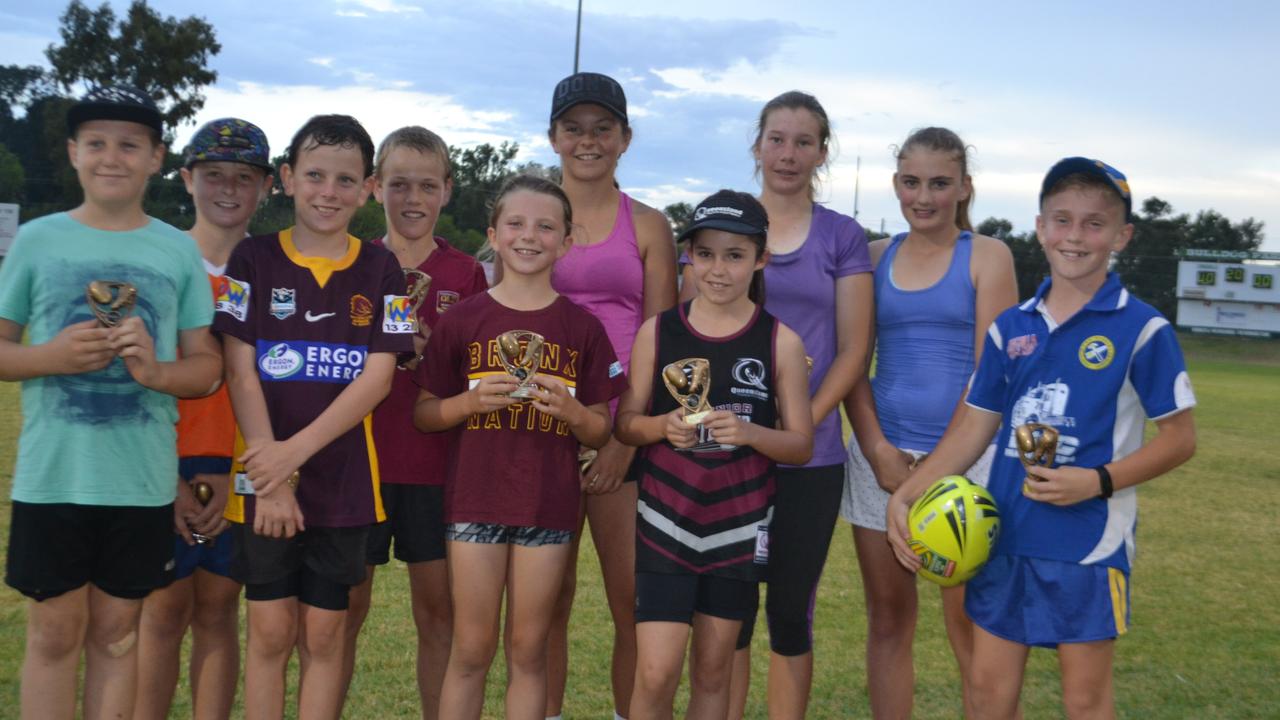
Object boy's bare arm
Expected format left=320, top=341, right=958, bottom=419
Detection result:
left=242, top=352, right=399, bottom=496
left=112, top=320, right=222, bottom=398
left=1025, top=409, right=1196, bottom=506
left=0, top=318, right=114, bottom=380
left=223, top=334, right=274, bottom=446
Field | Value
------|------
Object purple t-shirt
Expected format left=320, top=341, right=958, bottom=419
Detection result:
left=764, top=205, right=871, bottom=467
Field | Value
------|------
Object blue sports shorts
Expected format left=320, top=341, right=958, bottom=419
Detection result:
left=965, top=554, right=1130, bottom=648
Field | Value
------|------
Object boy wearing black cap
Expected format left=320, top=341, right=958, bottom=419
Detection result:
left=885, top=158, right=1197, bottom=717
left=134, top=117, right=274, bottom=720
left=0, top=85, right=221, bottom=718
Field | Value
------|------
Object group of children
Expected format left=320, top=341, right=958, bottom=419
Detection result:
left=0, top=75, right=1196, bottom=720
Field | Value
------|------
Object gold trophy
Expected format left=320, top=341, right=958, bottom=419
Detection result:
left=190, top=481, right=214, bottom=545
left=1015, top=422, right=1059, bottom=494
left=402, top=269, right=432, bottom=334
left=662, top=358, right=712, bottom=425
left=496, top=330, right=545, bottom=399
left=578, top=448, right=598, bottom=475
left=86, top=280, right=137, bottom=327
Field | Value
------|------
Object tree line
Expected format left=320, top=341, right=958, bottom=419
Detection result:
left=1, top=1, right=1267, bottom=321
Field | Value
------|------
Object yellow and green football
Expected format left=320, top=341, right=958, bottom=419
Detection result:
left=907, top=475, right=1001, bottom=587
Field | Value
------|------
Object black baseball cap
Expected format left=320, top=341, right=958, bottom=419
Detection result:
left=677, top=189, right=769, bottom=243
left=1040, top=156, right=1132, bottom=220
left=550, top=72, right=627, bottom=123
left=67, top=84, right=164, bottom=138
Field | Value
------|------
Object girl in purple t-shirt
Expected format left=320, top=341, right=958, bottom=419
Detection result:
left=679, top=91, right=874, bottom=719
left=841, top=127, right=1017, bottom=717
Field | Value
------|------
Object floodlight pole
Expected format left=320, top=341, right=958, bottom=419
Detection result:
left=853, top=155, right=861, bottom=219
left=573, top=0, right=583, bottom=73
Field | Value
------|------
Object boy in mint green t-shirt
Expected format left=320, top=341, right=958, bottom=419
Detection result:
left=0, top=85, right=221, bottom=719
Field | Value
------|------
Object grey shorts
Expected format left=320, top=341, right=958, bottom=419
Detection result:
left=445, top=522, right=572, bottom=547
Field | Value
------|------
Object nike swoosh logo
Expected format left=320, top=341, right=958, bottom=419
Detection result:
left=305, top=311, right=336, bottom=322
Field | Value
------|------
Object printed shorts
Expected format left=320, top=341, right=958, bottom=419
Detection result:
left=445, top=522, right=572, bottom=547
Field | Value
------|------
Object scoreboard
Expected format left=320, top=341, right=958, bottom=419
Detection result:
left=1176, top=252, right=1280, bottom=338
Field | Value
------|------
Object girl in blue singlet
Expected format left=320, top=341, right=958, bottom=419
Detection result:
left=840, top=127, right=1018, bottom=717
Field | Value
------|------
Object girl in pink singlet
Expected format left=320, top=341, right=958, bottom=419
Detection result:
left=544, top=71, right=678, bottom=720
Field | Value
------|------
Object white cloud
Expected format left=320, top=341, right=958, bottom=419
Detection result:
left=177, top=82, right=514, bottom=156
left=337, top=0, right=423, bottom=14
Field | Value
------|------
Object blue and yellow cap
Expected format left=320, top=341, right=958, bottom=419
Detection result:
left=1040, top=157, right=1132, bottom=220
left=183, top=117, right=272, bottom=172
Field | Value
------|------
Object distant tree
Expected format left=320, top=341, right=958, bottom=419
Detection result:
left=0, top=143, right=25, bottom=201
left=663, top=202, right=693, bottom=238
left=514, top=160, right=561, bottom=185
left=45, top=0, right=221, bottom=131
left=979, top=216, right=1046, bottom=299
left=448, top=141, right=519, bottom=234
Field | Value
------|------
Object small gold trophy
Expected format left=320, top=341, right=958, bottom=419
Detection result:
left=662, top=358, right=712, bottom=425
left=578, top=448, right=598, bottom=475
left=402, top=269, right=432, bottom=334
left=1015, top=422, right=1059, bottom=492
left=497, top=330, right=545, bottom=399
left=86, top=280, right=138, bottom=327
left=190, top=481, right=214, bottom=546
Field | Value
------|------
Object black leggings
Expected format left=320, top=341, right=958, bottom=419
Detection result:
left=737, top=464, right=844, bottom=655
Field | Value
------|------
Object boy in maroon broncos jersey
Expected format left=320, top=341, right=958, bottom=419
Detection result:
left=213, top=114, right=413, bottom=719
left=341, top=126, right=488, bottom=718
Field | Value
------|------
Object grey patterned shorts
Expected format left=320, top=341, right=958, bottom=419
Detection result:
left=445, top=522, right=573, bottom=547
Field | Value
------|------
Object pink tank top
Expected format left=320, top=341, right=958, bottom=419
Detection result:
left=551, top=192, right=645, bottom=372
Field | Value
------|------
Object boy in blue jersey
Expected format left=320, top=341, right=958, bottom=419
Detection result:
left=886, top=157, right=1197, bottom=719
left=0, top=85, right=221, bottom=719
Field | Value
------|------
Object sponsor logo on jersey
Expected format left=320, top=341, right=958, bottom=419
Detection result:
left=305, top=311, right=335, bottom=322
left=350, top=294, right=373, bottom=327
left=214, top=276, right=250, bottom=321
left=1007, top=333, right=1038, bottom=359
left=1078, top=335, right=1115, bottom=370
left=383, top=295, right=415, bottom=334
left=255, top=340, right=369, bottom=383
left=258, top=342, right=304, bottom=379
left=436, top=290, right=460, bottom=314
left=608, top=361, right=624, bottom=378
left=270, top=287, right=296, bottom=320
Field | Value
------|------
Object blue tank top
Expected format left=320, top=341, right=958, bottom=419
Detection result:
left=871, top=231, right=976, bottom=451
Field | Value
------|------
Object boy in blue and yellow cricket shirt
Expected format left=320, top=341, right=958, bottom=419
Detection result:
left=887, top=157, right=1197, bottom=719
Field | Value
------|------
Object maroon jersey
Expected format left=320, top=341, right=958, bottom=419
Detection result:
left=213, top=229, right=414, bottom=527
left=372, top=236, right=488, bottom=486
left=420, top=293, right=628, bottom=531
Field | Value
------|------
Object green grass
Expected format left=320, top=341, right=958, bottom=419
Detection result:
left=1, top=335, right=1278, bottom=718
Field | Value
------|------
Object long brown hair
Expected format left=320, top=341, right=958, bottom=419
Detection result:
left=752, top=91, right=833, bottom=201
left=895, top=127, right=974, bottom=231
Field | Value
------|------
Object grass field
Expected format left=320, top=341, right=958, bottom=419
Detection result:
left=0, top=334, right=1277, bottom=718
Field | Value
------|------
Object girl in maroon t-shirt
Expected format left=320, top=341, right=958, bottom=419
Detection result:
left=415, top=176, right=626, bottom=719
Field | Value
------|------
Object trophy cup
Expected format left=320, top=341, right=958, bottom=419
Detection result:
left=578, top=448, right=598, bottom=475
left=1015, top=422, right=1059, bottom=492
left=402, top=269, right=432, bottom=334
left=190, top=481, right=214, bottom=545
left=662, top=358, right=712, bottom=425
left=497, top=330, right=545, bottom=399
left=86, top=280, right=138, bottom=327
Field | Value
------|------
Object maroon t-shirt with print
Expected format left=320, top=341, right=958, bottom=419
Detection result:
left=371, top=237, right=488, bottom=486
left=420, top=292, right=628, bottom=531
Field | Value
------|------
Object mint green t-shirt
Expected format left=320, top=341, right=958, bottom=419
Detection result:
left=0, top=213, right=213, bottom=506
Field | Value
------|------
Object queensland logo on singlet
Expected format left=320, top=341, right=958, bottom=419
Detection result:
left=731, top=357, right=769, bottom=400
left=214, top=276, right=250, bottom=321
left=255, top=340, right=369, bottom=383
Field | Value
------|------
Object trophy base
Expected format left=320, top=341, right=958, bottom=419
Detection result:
left=191, top=533, right=214, bottom=546
left=508, top=386, right=537, bottom=399
left=682, top=410, right=709, bottom=425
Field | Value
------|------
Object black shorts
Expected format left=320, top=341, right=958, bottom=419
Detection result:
left=5, top=501, right=173, bottom=601
left=635, top=571, right=758, bottom=625
left=231, top=524, right=369, bottom=611
left=366, top=484, right=447, bottom=565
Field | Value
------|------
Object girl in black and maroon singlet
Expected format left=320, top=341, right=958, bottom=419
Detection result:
left=616, top=190, right=813, bottom=720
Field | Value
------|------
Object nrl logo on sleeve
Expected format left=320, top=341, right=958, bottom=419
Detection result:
left=270, top=288, right=296, bottom=320
left=214, top=276, right=250, bottom=321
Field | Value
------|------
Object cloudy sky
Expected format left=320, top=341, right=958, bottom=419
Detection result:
left=3, top=0, right=1277, bottom=248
